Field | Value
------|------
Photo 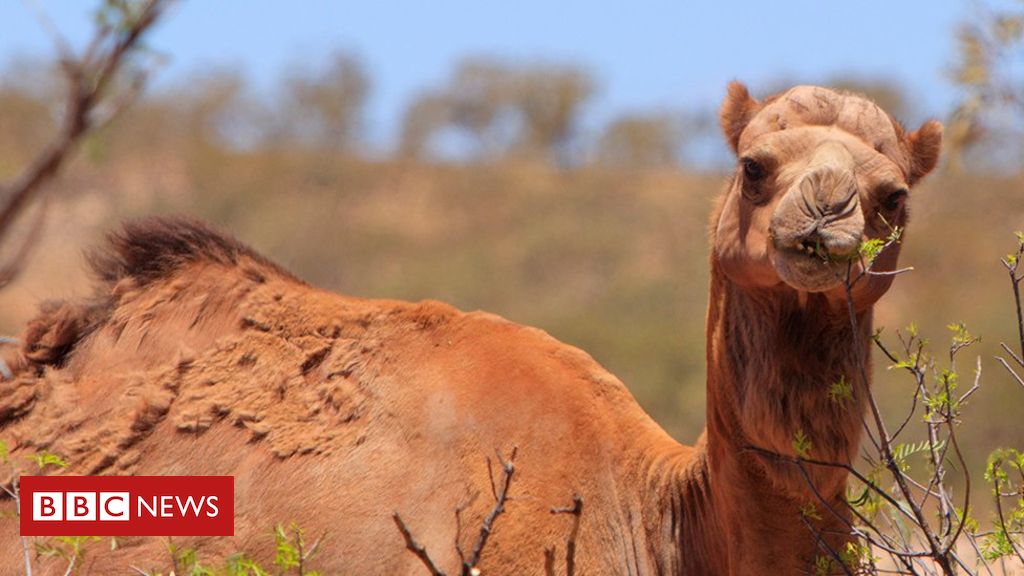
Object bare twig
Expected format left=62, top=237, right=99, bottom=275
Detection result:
left=392, top=512, right=447, bottom=576
left=1000, top=341, right=1024, bottom=369
left=395, top=447, right=518, bottom=576
left=550, top=495, right=582, bottom=515
left=61, top=553, right=76, bottom=576
left=866, top=266, right=916, bottom=277
left=799, top=512, right=855, bottom=576
left=0, top=0, right=172, bottom=286
left=303, top=530, right=326, bottom=570
left=12, top=475, right=33, bottom=576
left=993, top=473, right=1024, bottom=565
left=550, top=494, right=583, bottom=576
left=996, top=356, right=1024, bottom=389
left=873, top=336, right=926, bottom=442
left=745, top=445, right=915, bottom=526
left=1002, top=246, right=1024, bottom=360
left=1, top=474, right=35, bottom=576
left=467, top=447, right=517, bottom=572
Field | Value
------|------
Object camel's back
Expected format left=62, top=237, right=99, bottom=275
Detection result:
left=1, top=218, right=688, bottom=574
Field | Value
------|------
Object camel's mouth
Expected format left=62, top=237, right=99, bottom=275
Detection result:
left=771, top=247, right=849, bottom=292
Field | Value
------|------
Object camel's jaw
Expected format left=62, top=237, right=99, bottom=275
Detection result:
left=770, top=247, right=850, bottom=292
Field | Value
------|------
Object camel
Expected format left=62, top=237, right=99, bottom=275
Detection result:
left=0, top=83, right=941, bottom=575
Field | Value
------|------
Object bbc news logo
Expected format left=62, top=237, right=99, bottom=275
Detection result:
left=21, top=476, right=233, bottom=536
left=33, top=491, right=132, bottom=521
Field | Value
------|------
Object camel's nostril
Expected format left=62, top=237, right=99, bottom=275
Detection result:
left=797, top=228, right=824, bottom=252
left=798, top=238, right=823, bottom=257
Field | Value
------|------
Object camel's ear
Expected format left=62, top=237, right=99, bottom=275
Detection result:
left=719, top=81, right=760, bottom=154
left=905, top=120, right=943, bottom=186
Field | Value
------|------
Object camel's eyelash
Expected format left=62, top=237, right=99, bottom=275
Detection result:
left=879, top=188, right=908, bottom=212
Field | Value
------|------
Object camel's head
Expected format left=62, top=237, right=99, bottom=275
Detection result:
left=712, top=83, right=942, bottom=301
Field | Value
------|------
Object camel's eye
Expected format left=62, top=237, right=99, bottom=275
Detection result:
left=881, top=188, right=908, bottom=212
left=742, top=157, right=766, bottom=182
left=740, top=157, right=770, bottom=203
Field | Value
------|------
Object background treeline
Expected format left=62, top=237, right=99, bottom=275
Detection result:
left=0, top=53, right=703, bottom=168
left=1, top=50, right=924, bottom=170
left=2, top=1, right=1024, bottom=523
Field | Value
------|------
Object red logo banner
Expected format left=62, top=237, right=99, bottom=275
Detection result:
left=20, top=476, right=233, bottom=536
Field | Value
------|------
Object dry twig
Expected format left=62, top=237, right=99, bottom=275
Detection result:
left=0, top=0, right=172, bottom=289
left=549, top=494, right=583, bottom=576
left=394, top=446, right=518, bottom=576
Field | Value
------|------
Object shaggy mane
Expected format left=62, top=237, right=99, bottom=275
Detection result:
left=88, top=216, right=298, bottom=288
left=17, top=217, right=299, bottom=370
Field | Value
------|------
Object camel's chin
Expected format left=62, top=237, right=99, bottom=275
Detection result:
left=771, top=250, right=847, bottom=292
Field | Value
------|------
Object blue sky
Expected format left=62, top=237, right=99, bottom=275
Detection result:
left=0, top=1, right=968, bottom=150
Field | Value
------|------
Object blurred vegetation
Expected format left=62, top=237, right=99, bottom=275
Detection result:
left=596, top=111, right=687, bottom=169
left=399, top=58, right=596, bottom=164
left=1, top=0, right=1024, bottom=532
left=947, top=0, right=1024, bottom=171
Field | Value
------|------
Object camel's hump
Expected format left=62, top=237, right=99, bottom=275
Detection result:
left=88, top=216, right=302, bottom=288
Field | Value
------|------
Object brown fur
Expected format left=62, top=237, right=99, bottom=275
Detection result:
left=1, top=84, right=940, bottom=575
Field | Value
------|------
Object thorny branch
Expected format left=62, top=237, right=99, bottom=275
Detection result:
left=749, top=228, right=1006, bottom=575
left=844, top=238, right=961, bottom=575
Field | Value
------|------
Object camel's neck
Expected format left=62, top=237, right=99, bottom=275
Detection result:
left=667, top=267, right=873, bottom=574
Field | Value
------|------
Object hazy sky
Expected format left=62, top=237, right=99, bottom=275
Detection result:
left=0, top=1, right=969, bottom=149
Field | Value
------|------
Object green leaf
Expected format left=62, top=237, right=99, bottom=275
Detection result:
left=956, top=507, right=979, bottom=534
left=841, top=541, right=874, bottom=567
left=858, top=238, right=886, bottom=265
left=892, top=440, right=946, bottom=472
left=981, top=527, right=1015, bottom=560
left=226, top=553, right=270, bottom=576
left=827, top=375, right=853, bottom=405
left=946, top=322, right=976, bottom=346
left=32, top=451, right=67, bottom=471
left=799, top=503, right=822, bottom=521
left=792, top=429, right=812, bottom=459
left=274, top=523, right=301, bottom=569
left=813, top=554, right=834, bottom=576
left=986, top=448, right=1024, bottom=485
left=888, top=350, right=922, bottom=371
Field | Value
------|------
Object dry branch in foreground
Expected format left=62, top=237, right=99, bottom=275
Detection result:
left=394, top=447, right=518, bottom=576
left=0, top=0, right=172, bottom=289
